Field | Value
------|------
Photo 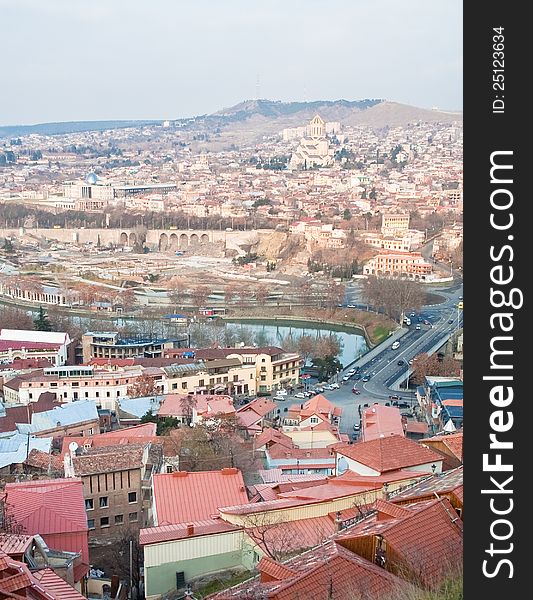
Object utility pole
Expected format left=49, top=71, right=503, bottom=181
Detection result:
left=129, top=539, right=133, bottom=600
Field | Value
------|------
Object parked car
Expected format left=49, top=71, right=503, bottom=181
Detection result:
left=415, top=324, right=421, bottom=330
left=389, top=394, right=400, bottom=400
left=397, top=360, right=404, bottom=366
left=353, top=423, right=360, bottom=431
left=352, top=388, right=361, bottom=395
left=294, top=392, right=306, bottom=399
left=347, top=369, right=356, bottom=375
left=273, top=395, right=286, bottom=401
left=314, top=387, right=325, bottom=393
left=323, top=385, right=334, bottom=391
left=361, top=376, right=370, bottom=382
left=277, top=389, right=288, bottom=396
left=342, top=375, right=351, bottom=382
left=330, top=382, right=340, bottom=389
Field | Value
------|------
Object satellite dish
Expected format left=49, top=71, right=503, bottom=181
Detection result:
left=68, top=441, right=79, bottom=453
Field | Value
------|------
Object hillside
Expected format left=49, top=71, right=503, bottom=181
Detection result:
left=0, top=119, right=159, bottom=138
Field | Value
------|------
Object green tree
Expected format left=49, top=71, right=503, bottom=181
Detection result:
left=33, top=306, right=52, bottom=331
left=312, top=355, right=343, bottom=382
left=343, top=208, right=352, bottom=220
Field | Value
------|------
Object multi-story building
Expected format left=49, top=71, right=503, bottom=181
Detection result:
left=0, top=329, right=73, bottom=366
left=7, top=365, right=144, bottom=410
left=192, top=347, right=301, bottom=395
left=81, top=332, right=188, bottom=364
left=363, top=251, right=433, bottom=280
left=162, top=359, right=257, bottom=397
left=381, top=213, right=410, bottom=236
left=64, top=441, right=163, bottom=542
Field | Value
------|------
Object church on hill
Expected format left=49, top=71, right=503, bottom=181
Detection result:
left=289, top=115, right=335, bottom=170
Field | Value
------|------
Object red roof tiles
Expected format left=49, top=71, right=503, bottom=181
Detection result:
left=335, top=435, right=442, bottom=473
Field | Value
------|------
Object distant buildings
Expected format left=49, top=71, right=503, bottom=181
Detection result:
left=289, top=115, right=335, bottom=170
left=0, top=329, right=72, bottom=366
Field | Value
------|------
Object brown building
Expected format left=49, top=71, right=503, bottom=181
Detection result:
left=63, top=442, right=163, bottom=544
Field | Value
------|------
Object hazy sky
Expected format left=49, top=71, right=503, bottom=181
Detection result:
left=0, top=0, right=462, bottom=125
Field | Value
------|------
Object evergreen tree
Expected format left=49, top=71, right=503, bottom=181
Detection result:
left=33, top=306, right=52, bottom=331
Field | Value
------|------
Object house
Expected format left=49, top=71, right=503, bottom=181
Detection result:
left=236, top=398, right=277, bottom=435
left=0, top=551, right=86, bottom=600
left=264, top=444, right=336, bottom=476
left=152, top=468, right=249, bottom=526
left=207, top=540, right=409, bottom=600
left=334, top=435, right=444, bottom=477
left=0, top=393, right=63, bottom=434
left=0, top=329, right=73, bottom=367
left=283, top=394, right=342, bottom=429
left=3, top=479, right=90, bottom=586
left=0, top=432, right=52, bottom=474
left=16, top=400, right=100, bottom=443
left=420, top=432, right=463, bottom=469
left=337, top=497, right=463, bottom=588
left=63, top=441, right=163, bottom=541
left=362, top=404, right=404, bottom=442
left=254, top=428, right=293, bottom=452
left=391, top=466, right=464, bottom=519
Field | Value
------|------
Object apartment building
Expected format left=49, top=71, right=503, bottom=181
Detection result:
left=381, top=213, right=410, bottom=236
left=8, top=365, right=143, bottom=410
left=81, top=332, right=188, bottom=364
left=64, top=441, right=163, bottom=542
left=363, top=250, right=433, bottom=280
left=193, top=347, right=301, bottom=395
left=0, top=329, right=73, bottom=366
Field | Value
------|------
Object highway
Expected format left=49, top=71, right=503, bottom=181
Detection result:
left=272, top=277, right=463, bottom=436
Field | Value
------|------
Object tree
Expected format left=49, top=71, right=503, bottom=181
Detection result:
left=191, top=285, right=210, bottom=310
left=107, top=527, right=143, bottom=597
left=117, top=288, right=137, bottom=311
left=1, top=238, right=14, bottom=252
left=312, top=355, right=343, bottom=381
left=127, top=374, right=159, bottom=398
left=410, top=353, right=462, bottom=386
left=296, top=335, right=315, bottom=366
left=179, top=394, right=197, bottom=425
left=33, top=306, right=52, bottom=331
left=343, top=208, right=352, bottom=220
left=361, top=277, right=423, bottom=323
left=167, top=277, right=186, bottom=308
left=0, top=306, right=34, bottom=330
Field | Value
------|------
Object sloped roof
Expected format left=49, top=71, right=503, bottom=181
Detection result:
left=335, top=435, right=442, bottom=473
left=153, top=469, right=249, bottom=525
left=17, top=400, right=99, bottom=435
left=71, top=444, right=146, bottom=476
left=140, top=520, right=239, bottom=546
left=0, top=533, right=33, bottom=556
left=4, top=478, right=88, bottom=535
left=391, top=466, right=464, bottom=503
left=362, top=405, right=404, bottom=441
left=254, top=428, right=294, bottom=450
left=32, top=568, right=86, bottom=600
left=422, top=432, right=463, bottom=461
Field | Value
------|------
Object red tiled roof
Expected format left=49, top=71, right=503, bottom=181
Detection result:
left=422, top=432, right=463, bottom=461
left=0, top=340, right=62, bottom=352
left=0, top=551, right=55, bottom=600
left=0, top=533, right=33, bottom=556
left=335, top=435, right=442, bottom=473
left=32, top=568, right=86, bottom=600
left=158, top=394, right=234, bottom=418
left=267, top=444, right=333, bottom=460
left=24, top=449, right=63, bottom=473
left=337, top=498, right=463, bottom=587
left=254, top=428, right=294, bottom=450
left=153, top=469, right=249, bottom=525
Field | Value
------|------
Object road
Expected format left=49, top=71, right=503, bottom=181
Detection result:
left=272, top=278, right=463, bottom=436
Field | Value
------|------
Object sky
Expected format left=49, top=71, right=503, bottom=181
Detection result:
left=0, top=0, right=462, bottom=125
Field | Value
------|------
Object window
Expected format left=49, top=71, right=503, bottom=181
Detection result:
left=128, top=492, right=137, bottom=503
left=166, top=465, right=174, bottom=473
left=310, top=417, right=319, bottom=424
left=115, top=514, right=124, bottom=525
left=260, top=376, right=266, bottom=381
left=198, top=379, right=204, bottom=386
left=87, top=519, right=95, bottom=530
left=172, top=383, right=177, bottom=390
left=100, top=496, right=109, bottom=508
left=85, top=498, right=94, bottom=510
left=233, top=375, right=239, bottom=382
left=28, top=393, right=33, bottom=400
left=100, top=517, right=110, bottom=528
left=128, top=512, right=138, bottom=522
left=181, top=382, right=187, bottom=390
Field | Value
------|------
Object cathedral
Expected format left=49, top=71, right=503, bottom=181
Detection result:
left=289, top=115, right=335, bottom=170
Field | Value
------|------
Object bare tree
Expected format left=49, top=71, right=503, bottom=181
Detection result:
left=127, top=374, right=159, bottom=398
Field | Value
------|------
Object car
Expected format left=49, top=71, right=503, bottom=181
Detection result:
left=277, top=389, right=288, bottom=396
left=397, top=402, right=410, bottom=409
left=294, top=392, right=306, bottom=399
left=353, top=373, right=362, bottom=381
left=408, top=359, right=414, bottom=365
left=314, top=387, right=325, bottom=393
left=389, top=394, right=400, bottom=400
left=350, top=432, right=359, bottom=441
left=385, top=402, right=390, bottom=406
left=303, top=391, right=312, bottom=398
left=410, top=312, right=416, bottom=317
left=347, top=304, right=356, bottom=308
left=361, top=376, right=370, bottom=382
left=448, top=319, right=454, bottom=324
left=397, top=360, right=404, bottom=366
left=352, top=388, right=361, bottom=395
left=347, top=369, right=356, bottom=375
left=273, top=395, right=286, bottom=401
left=415, top=324, right=421, bottom=330
left=459, top=296, right=463, bottom=300
left=323, top=385, right=334, bottom=391
left=342, top=376, right=351, bottom=382
left=353, top=423, right=360, bottom=431
left=423, top=319, right=430, bottom=325
left=307, top=390, right=317, bottom=396
left=330, top=382, right=340, bottom=389
left=400, top=411, right=413, bottom=418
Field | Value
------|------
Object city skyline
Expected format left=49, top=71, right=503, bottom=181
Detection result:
left=1, top=0, right=462, bottom=125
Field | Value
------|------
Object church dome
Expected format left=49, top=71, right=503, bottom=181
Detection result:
left=86, top=172, right=98, bottom=185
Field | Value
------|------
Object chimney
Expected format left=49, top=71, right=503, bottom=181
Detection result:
left=334, top=511, right=343, bottom=532
left=187, top=524, right=194, bottom=536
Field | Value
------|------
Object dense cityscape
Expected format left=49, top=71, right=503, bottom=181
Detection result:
left=0, top=3, right=463, bottom=600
